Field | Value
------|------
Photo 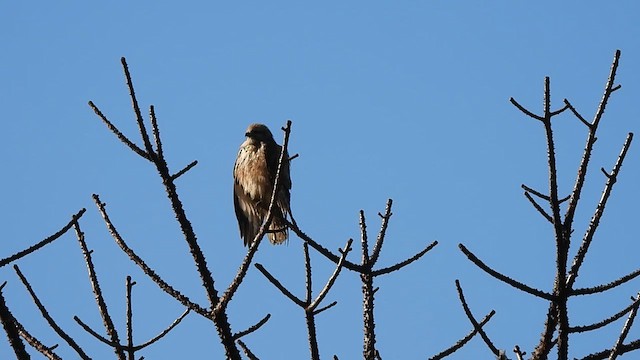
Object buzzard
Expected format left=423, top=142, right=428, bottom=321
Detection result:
left=233, top=123, right=291, bottom=246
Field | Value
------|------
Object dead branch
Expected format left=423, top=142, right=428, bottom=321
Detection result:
left=0, top=209, right=86, bottom=268
left=429, top=310, right=496, bottom=360
left=233, top=314, right=271, bottom=341
left=455, top=280, right=501, bottom=356
left=458, top=244, right=554, bottom=300
left=74, top=221, right=125, bottom=360
left=91, top=194, right=209, bottom=317
left=13, top=317, right=61, bottom=360
left=0, top=284, right=30, bottom=360
left=13, top=265, right=91, bottom=360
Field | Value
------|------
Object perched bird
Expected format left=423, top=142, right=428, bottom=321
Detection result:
left=233, top=123, right=291, bottom=246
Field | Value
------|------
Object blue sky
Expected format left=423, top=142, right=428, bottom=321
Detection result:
left=2, top=2, right=640, bottom=359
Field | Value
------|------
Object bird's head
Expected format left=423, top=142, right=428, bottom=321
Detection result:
left=244, top=123, right=275, bottom=143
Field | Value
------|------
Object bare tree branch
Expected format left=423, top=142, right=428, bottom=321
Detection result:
left=14, top=265, right=91, bottom=360
left=233, top=314, right=271, bottom=341
left=570, top=295, right=640, bottom=333
left=429, top=310, right=496, bottom=360
left=455, top=280, right=501, bottom=356
left=459, top=244, right=554, bottom=300
left=371, top=240, right=438, bottom=277
left=88, top=100, right=151, bottom=161
left=0, top=284, right=30, bottom=360
left=92, top=194, right=209, bottom=317
left=73, top=221, right=125, bottom=360
left=572, top=267, right=640, bottom=296
left=0, top=208, right=86, bottom=268
left=13, top=317, right=62, bottom=360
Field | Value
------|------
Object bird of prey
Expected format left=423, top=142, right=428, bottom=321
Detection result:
left=233, top=123, right=291, bottom=246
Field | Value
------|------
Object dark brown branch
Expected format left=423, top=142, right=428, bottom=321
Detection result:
left=571, top=267, right=640, bottom=296
left=121, top=57, right=155, bottom=156
left=14, top=317, right=62, bottom=360
left=287, top=220, right=363, bottom=272
left=14, top=265, right=91, bottom=360
left=125, top=276, right=135, bottom=360
left=305, top=242, right=313, bottom=303
left=255, top=263, right=305, bottom=306
left=74, top=221, right=125, bottom=360
left=549, top=102, right=570, bottom=117
left=371, top=240, right=438, bottom=276
left=609, top=294, right=640, bottom=359
left=0, top=285, right=30, bottom=360
left=578, top=339, right=640, bottom=360
left=521, top=184, right=550, bottom=201
left=370, top=199, right=393, bottom=266
left=216, top=120, right=294, bottom=314
left=237, top=340, right=260, bottom=360
left=88, top=101, right=151, bottom=161
left=309, top=239, right=353, bottom=310
left=0, top=208, right=86, bottom=268
left=92, top=195, right=209, bottom=318
left=313, top=301, right=338, bottom=316
left=429, top=310, right=496, bottom=360
left=133, top=308, right=190, bottom=350
left=455, top=280, right=501, bottom=356
left=564, top=50, right=623, bottom=283
left=567, top=132, right=633, bottom=287
left=233, top=314, right=271, bottom=341
left=510, top=97, right=545, bottom=121
left=359, top=210, right=370, bottom=265
left=524, top=191, right=553, bottom=223
left=459, top=244, right=555, bottom=300
left=74, top=316, right=114, bottom=347
left=563, top=99, right=592, bottom=128
left=170, top=160, right=198, bottom=181
left=514, top=345, right=525, bottom=360
left=570, top=295, right=640, bottom=333
left=149, top=105, right=163, bottom=159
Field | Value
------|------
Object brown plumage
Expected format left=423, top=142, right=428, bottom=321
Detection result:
left=233, top=123, right=291, bottom=246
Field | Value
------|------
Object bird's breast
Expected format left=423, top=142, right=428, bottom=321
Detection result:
left=234, top=143, right=272, bottom=203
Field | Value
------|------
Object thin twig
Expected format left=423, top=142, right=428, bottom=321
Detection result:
left=563, top=99, right=592, bottom=128
left=88, top=101, right=151, bottom=161
left=455, top=280, right=501, bottom=356
left=429, top=310, right=496, bottom=360
left=92, top=195, right=209, bottom=317
left=570, top=295, right=640, bottom=333
left=523, top=191, right=553, bottom=223
left=459, top=244, right=555, bottom=300
left=121, top=57, right=154, bottom=156
left=133, top=308, right=190, bottom=350
left=14, top=317, right=62, bottom=360
left=237, top=339, right=260, bottom=360
left=171, top=160, right=198, bottom=181
left=370, top=199, right=393, bottom=266
left=510, top=97, right=545, bottom=121
left=0, top=208, right=86, bottom=268
left=572, top=267, right=640, bottom=296
left=233, top=314, right=271, bottom=340
left=567, top=132, right=633, bottom=287
left=0, top=285, right=30, bottom=360
left=371, top=240, right=438, bottom=276
left=609, top=294, right=640, bottom=359
left=149, top=105, right=163, bottom=159
left=14, top=265, right=91, bottom=360
left=74, top=221, right=125, bottom=360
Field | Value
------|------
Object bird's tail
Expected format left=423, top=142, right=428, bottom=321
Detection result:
left=268, top=212, right=289, bottom=244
